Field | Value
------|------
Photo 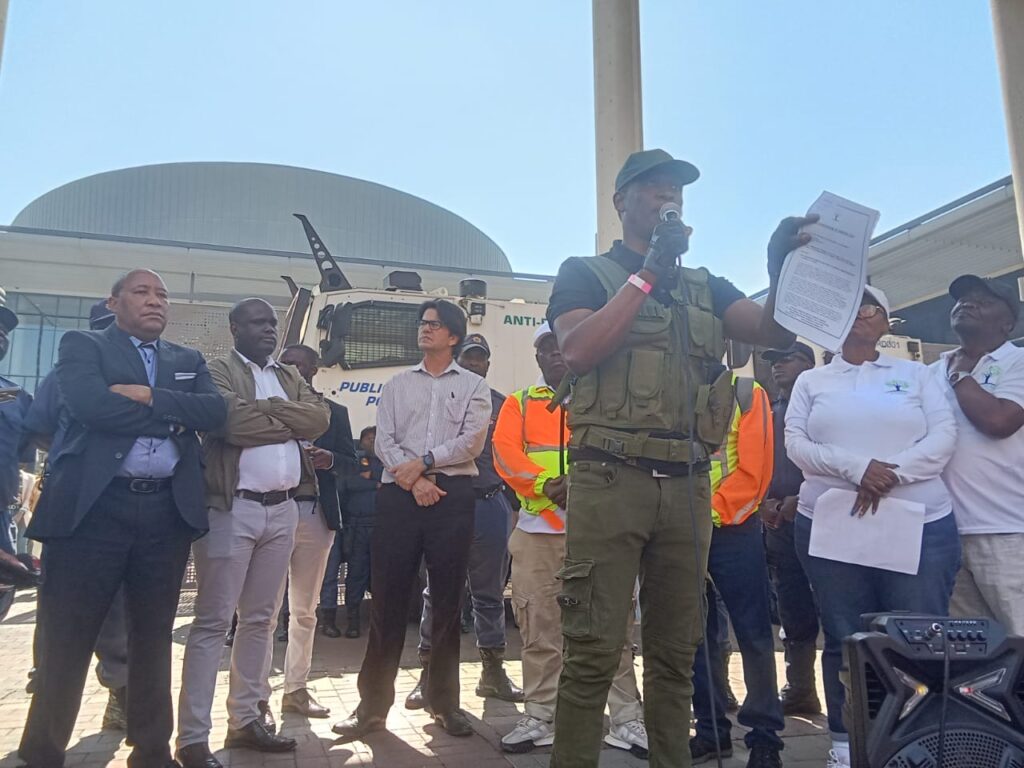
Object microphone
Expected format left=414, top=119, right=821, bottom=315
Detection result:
left=659, top=202, right=682, bottom=223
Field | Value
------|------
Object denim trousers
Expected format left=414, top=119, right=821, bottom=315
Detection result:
left=420, top=491, right=513, bottom=650
left=692, top=515, right=785, bottom=749
left=794, top=512, right=960, bottom=736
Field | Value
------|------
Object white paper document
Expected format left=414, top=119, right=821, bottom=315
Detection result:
left=774, top=192, right=880, bottom=352
left=807, top=488, right=926, bottom=575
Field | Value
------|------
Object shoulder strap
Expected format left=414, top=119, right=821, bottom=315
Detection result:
left=735, top=377, right=756, bottom=414
left=578, top=256, right=630, bottom=300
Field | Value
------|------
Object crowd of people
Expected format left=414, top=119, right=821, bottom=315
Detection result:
left=0, top=148, right=1022, bottom=768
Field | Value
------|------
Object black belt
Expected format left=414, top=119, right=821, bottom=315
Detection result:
left=110, top=477, right=173, bottom=494
left=569, top=448, right=710, bottom=478
left=235, top=488, right=298, bottom=506
left=474, top=483, right=505, bottom=500
left=295, top=495, right=317, bottom=502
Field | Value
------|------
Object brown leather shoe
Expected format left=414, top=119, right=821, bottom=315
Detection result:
left=257, top=700, right=276, bottom=734
left=223, top=720, right=296, bottom=753
left=281, top=688, right=330, bottom=718
left=331, top=710, right=386, bottom=741
left=176, top=742, right=224, bottom=768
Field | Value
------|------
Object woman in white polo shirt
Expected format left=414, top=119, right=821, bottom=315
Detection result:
left=785, top=285, right=959, bottom=768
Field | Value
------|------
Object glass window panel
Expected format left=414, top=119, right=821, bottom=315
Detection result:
left=57, top=296, right=83, bottom=317
left=22, top=294, right=59, bottom=316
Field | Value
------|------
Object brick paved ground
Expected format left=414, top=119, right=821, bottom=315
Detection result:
left=0, top=591, right=830, bottom=767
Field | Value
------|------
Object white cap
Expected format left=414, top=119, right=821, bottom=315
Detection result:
left=533, top=321, right=554, bottom=348
left=863, top=284, right=890, bottom=316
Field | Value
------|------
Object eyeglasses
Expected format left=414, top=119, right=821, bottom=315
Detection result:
left=417, top=319, right=444, bottom=330
left=857, top=304, right=885, bottom=319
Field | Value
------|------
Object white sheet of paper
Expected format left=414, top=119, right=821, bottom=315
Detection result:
left=807, top=488, right=926, bottom=575
left=773, top=192, right=880, bottom=353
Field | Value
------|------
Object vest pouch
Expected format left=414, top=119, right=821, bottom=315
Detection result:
left=626, top=348, right=668, bottom=421
left=570, top=371, right=598, bottom=412
left=686, top=304, right=725, bottom=361
left=595, top=351, right=629, bottom=418
left=695, top=369, right=735, bottom=450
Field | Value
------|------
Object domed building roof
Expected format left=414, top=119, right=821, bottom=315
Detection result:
left=13, top=162, right=510, bottom=272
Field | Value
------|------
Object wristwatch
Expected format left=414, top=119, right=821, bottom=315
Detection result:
left=948, top=371, right=972, bottom=388
left=422, top=452, right=435, bottom=470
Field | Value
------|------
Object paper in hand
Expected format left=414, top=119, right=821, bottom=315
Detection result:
left=773, top=192, right=880, bottom=353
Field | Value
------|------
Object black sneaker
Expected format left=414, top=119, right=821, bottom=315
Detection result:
left=690, top=735, right=733, bottom=764
left=746, top=744, right=783, bottom=768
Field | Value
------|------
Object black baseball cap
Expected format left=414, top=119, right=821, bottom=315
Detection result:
left=761, top=342, right=816, bottom=365
left=89, top=300, right=116, bottom=330
left=461, top=333, right=490, bottom=356
left=615, top=148, right=700, bottom=193
left=949, top=274, right=1021, bottom=322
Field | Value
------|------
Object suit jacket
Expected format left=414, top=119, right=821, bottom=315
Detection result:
left=316, top=399, right=357, bottom=531
left=27, top=324, right=227, bottom=541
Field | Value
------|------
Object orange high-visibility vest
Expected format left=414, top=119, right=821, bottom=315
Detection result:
left=709, top=375, right=774, bottom=526
left=492, top=384, right=567, bottom=532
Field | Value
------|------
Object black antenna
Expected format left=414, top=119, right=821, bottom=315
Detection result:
left=293, top=213, right=352, bottom=292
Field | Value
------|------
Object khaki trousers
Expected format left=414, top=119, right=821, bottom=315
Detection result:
left=950, top=532, right=1024, bottom=636
left=550, top=463, right=713, bottom=768
left=262, top=500, right=335, bottom=695
left=177, top=497, right=298, bottom=747
left=508, top=527, right=642, bottom=725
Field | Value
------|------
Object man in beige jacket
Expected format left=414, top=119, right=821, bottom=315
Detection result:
left=176, top=299, right=329, bottom=768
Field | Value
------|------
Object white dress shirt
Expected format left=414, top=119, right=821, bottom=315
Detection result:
left=931, top=341, right=1024, bottom=534
left=235, top=351, right=303, bottom=493
left=374, top=359, right=491, bottom=484
left=785, top=353, right=957, bottom=524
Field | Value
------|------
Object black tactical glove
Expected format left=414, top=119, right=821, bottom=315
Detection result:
left=766, top=215, right=818, bottom=282
left=641, top=219, right=690, bottom=282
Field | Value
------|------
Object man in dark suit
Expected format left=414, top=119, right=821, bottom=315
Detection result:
left=22, top=300, right=132, bottom=733
left=19, top=269, right=227, bottom=768
left=262, top=344, right=356, bottom=716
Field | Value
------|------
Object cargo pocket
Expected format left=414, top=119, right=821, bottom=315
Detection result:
left=555, top=559, right=595, bottom=639
left=511, top=594, right=531, bottom=646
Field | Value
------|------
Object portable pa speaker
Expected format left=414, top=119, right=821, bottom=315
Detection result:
left=843, top=614, right=1024, bottom=768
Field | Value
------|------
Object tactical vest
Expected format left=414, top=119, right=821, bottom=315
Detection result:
left=567, top=256, right=733, bottom=462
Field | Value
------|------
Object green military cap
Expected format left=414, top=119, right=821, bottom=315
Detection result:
left=614, top=148, right=700, bottom=192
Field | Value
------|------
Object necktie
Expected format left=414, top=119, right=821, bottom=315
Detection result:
left=139, top=343, right=157, bottom=387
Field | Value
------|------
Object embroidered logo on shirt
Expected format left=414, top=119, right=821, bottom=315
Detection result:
left=885, top=378, right=912, bottom=394
left=979, top=365, right=1001, bottom=388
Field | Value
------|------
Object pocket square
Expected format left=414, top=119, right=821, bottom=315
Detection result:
left=174, top=372, right=197, bottom=381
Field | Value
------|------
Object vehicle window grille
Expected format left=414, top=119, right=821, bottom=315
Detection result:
left=341, top=302, right=421, bottom=369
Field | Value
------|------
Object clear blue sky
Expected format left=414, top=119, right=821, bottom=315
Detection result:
left=0, top=1, right=1010, bottom=293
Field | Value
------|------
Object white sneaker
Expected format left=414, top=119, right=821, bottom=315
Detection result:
left=604, top=719, right=649, bottom=757
left=827, top=748, right=852, bottom=767
left=500, top=716, right=555, bottom=753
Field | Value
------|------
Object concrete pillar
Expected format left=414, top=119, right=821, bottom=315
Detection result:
left=0, top=0, right=9, bottom=79
left=593, top=0, right=643, bottom=254
left=991, top=0, right=1024, bottom=256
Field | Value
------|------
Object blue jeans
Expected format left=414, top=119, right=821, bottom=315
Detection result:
left=794, top=512, right=961, bottom=736
left=420, top=491, right=513, bottom=650
left=764, top=519, right=820, bottom=691
left=1, top=507, right=16, bottom=556
left=692, top=515, right=785, bottom=749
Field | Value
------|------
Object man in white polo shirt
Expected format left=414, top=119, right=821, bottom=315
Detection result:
left=933, top=274, right=1024, bottom=635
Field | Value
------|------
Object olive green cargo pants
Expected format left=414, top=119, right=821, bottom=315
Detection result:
left=550, top=459, right=713, bottom=768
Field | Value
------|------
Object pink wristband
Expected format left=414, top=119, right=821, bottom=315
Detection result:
left=627, top=273, right=653, bottom=295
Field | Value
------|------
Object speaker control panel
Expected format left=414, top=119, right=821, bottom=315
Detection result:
left=884, top=617, right=992, bottom=657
